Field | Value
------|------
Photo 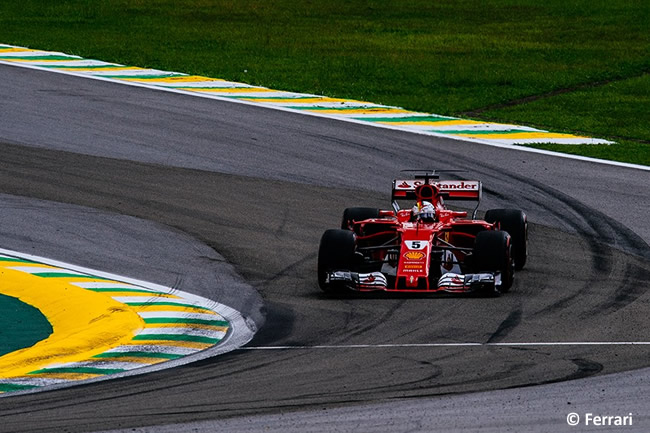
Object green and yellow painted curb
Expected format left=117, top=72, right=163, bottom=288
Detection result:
left=0, top=44, right=612, bottom=147
left=0, top=248, right=250, bottom=395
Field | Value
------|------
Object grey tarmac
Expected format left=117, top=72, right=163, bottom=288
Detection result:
left=0, top=63, right=648, bottom=432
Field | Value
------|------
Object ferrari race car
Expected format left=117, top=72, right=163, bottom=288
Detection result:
left=318, top=171, right=528, bottom=296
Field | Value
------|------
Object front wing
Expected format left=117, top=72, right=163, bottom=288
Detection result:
left=326, top=271, right=501, bottom=294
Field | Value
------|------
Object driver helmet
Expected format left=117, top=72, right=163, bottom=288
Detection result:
left=412, top=201, right=436, bottom=222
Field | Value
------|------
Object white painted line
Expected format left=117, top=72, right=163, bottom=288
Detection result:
left=399, top=124, right=540, bottom=132
left=265, top=101, right=386, bottom=108
left=86, top=69, right=177, bottom=77
left=137, top=327, right=226, bottom=338
left=138, top=311, right=225, bottom=321
left=155, top=81, right=256, bottom=89
left=0, top=378, right=73, bottom=387
left=104, top=345, right=199, bottom=355
left=177, top=90, right=283, bottom=97
left=49, top=360, right=146, bottom=371
left=242, top=342, right=650, bottom=350
left=71, top=281, right=153, bottom=290
left=112, top=296, right=190, bottom=304
left=8, top=59, right=114, bottom=67
left=350, top=112, right=434, bottom=118
left=492, top=137, right=613, bottom=144
left=0, top=50, right=80, bottom=58
left=8, top=266, right=84, bottom=275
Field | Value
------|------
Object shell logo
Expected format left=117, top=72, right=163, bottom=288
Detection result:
left=404, top=251, right=425, bottom=260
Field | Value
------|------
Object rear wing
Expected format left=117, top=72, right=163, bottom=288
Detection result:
left=392, top=179, right=482, bottom=201
left=392, top=179, right=482, bottom=217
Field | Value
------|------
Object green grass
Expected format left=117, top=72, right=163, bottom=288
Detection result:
left=0, top=0, right=648, bottom=165
left=478, top=73, right=650, bottom=165
left=0, top=294, right=52, bottom=356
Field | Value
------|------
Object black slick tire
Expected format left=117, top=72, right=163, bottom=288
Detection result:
left=473, top=230, right=514, bottom=294
left=317, top=229, right=356, bottom=294
left=484, top=209, right=528, bottom=270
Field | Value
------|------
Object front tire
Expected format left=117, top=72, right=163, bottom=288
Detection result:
left=485, top=209, right=528, bottom=270
left=317, top=229, right=356, bottom=294
left=473, top=230, right=514, bottom=294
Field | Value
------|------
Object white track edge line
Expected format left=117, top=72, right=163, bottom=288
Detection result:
left=242, top=342, right=650, bottom=350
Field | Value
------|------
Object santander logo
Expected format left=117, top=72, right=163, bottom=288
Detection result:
left=394, top=180, right=479, bottom=191
left=438, top=181, right=478, bottom=190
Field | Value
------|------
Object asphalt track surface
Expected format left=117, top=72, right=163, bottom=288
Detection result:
left=0, top=63, right=649, bottom=432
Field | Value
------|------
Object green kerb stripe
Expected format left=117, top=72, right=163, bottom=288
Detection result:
left=358, top=115, right=455, bottom=122
left=286, top=105, right=387, bottom=111
left=211, top=94, right=259, bottom=98
left=132, top=334, right=221, bottom=344
left=30, top=367, right=125, bottom=375
left=125, top=301, right=212, bottom=311
left=101, top=74, right=186, bottom=79
left=174, top=88, right=263, bottom=92
left=227, top=96, right=321, bottom=100
left=38, top=64, right=118, bottom=69
left=143, top=318, right=229, bottom=326
left=0, top=257, right=35, bottom=263
left=86, top=288, right=156, bottom=294
left=32, top=272, right=109, bottom=279
left=435, top=129, right=532, bottom=135
left=0, top=383, right=38, bottom=392
left=93, top=351, right=182, bottom=360
left=0, top=55, right=79, bottom=61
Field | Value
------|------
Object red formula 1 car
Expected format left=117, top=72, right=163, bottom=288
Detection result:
left=318, top=171, right=528, bottom=296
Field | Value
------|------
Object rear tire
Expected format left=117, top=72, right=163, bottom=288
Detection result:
left=341, top=207, right=380, bottom=230
left=317, top=229, right=356, bottom=294
left=484, top=209, right=528, bottom=270
left=473, top=230, right=514, bottom=294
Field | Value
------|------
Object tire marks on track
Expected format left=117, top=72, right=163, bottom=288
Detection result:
left=486, top=309, right=523, bottom=344
left=451, top=160, right=650, bottom=320
left=1, top=73, right=650, bottom=429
